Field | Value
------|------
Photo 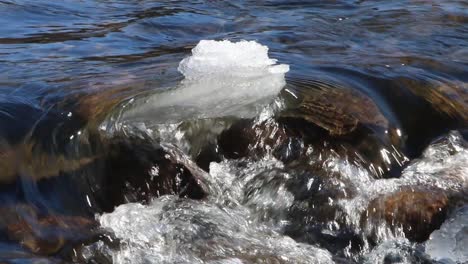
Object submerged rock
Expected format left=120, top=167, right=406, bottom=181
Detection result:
left=0, top=133, right=211, bottom=258
left=396, top=77, right=468, bottom=124
left=279, top=80, right=390, bottom=136
left=365, top=187, right=449, bottom=242
left=0, top=130, right=210, bottom=213
left=212, top=77, right=408, bottom=178
left=337, top=130, right=468, bottom=248
left=0, top=98, right=214, bottom=259
left=0, top=141, right=96, bottom=184
left=0, top=203, right=99, bottom=256
left=218, top=118, right=292, bottom=160
left=217, top=115, right=406, bottom=178
left=8, top=214, right=97, bottom=255
left=91, top=134, right=209, bottom=212
left=0, top=97, right=93, bottom=184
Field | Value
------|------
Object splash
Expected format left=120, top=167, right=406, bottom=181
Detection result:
left=425, top=206, right=468, bottom=263
left=82, top=128, right=468, bottom=263
left=339, top=131, right=468, bottom=233
left=93, top=196, right=333, bottom=264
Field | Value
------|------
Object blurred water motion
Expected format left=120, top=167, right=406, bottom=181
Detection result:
left=0, top=0, right=467, bottom=263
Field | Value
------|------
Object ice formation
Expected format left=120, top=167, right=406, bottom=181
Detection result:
left=120, top=40, right=289, bottom=123
left=425, top=206, right=468, bottom=263
left=177, top=40, right=289, bottom=79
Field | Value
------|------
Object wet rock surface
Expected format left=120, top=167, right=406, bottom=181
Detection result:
left=365, top=187, right=449, bottom=242
left=0, top=203, right=100, bottom=258
left=0, top=100, right=212, bottom=259
left=0, top=39, right=467, bottom=264
left=1, top=0, right=468, bottom=261
left=0, top=83, right=467, bottom=263
left=279, top=80, right=390, bottom=136
left=218, top=114, right=406, bottom=178
left=92, top=134, right=209, bottom=212
left=7, top=214, right=97, bottom=255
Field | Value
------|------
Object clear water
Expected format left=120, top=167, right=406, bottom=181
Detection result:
left=0, top=1, right=467, bottom=263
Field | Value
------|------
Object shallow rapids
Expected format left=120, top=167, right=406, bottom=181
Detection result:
left=75, top=127, right=467, bottom=263
left=0, top=1, right=467, bottom=263
left=77, top=39, right=467, bottom=264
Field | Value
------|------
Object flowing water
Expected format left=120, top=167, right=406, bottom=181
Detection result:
left=0, top=1, right=467, bottom=263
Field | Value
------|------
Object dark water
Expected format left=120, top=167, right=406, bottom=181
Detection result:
left=0, top=0, right=467, bottom=263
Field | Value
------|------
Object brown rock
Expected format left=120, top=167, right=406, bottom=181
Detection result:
left=7, top=215, right=98, bottom=255
left=396, top=78, right=468, bottom=123
left=279, top=82, right=389, bottom=136
left=218, top=118, right=291, bottom=160
left=91, top=134, right=209, bottom=212
left=365, top=187, right=448, bottom=242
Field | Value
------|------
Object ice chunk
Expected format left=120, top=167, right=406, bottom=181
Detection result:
left=425, top=206, right=468, bottom=263
left=178, top=40, right=289, bottom=79
left=120, top=40, right=289, bottom=123
left=96, top=196, right=333, bottom=264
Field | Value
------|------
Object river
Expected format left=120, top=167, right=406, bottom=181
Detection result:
left=0, top=1, right=467, bottom=263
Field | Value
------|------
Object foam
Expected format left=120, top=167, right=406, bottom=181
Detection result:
left=85, top=127, right=468, bottom=262
left=339, top=131, right=468, bottom=227
left=94, top=196, right=333, bottom=264
left=425, top=206, right=468, bottom=263
left=120, top=40, right=289, bottom=123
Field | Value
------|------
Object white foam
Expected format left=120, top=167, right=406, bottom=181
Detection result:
left=95, top=196, right=333, bottom=264
left=363, top=238, right=412, bottom=264
left=425, top=206, right=468, bottom=263
left=338, top=131, right=468, bottom=241
left=121, top=40, right=289, bottom=123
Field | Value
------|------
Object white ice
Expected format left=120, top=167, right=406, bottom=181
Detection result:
left=120, top=40, right=289, bottom=123
left=177, top=40, right=289, bottom=79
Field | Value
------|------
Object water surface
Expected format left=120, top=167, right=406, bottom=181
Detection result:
left=0, top=0, right=467, bottom=263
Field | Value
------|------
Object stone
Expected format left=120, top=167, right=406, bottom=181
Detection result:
left=365, top=187, right=449, bottom=242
